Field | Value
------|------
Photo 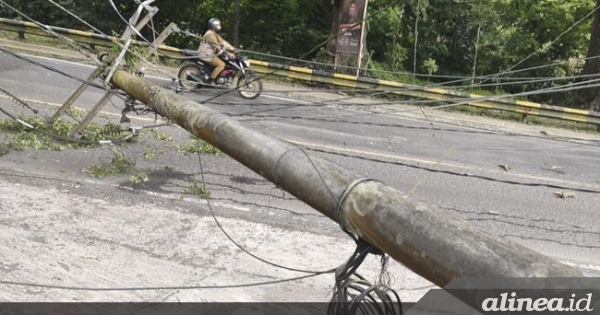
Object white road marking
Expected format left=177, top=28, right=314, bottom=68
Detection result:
left=20, top=53, right=97, bottom=69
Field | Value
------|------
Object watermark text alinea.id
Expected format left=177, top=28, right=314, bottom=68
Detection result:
left=482, top=293, right=594, bottom=312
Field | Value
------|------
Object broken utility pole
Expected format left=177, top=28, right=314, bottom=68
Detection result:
left=110, top=69, right=582, bottom=288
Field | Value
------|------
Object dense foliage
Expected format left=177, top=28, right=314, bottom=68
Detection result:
left=2, top=0, right=599, bottom=108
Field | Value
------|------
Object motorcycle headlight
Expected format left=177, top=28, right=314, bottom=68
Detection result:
left=242, top=59, right=251, bottom=68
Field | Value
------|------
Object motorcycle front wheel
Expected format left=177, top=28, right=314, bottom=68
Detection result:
left=178, top=63, right=203, bottom=89
left=236, top=73, right=263, bottom=100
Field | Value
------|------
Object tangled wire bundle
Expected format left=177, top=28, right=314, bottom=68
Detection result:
left=328, top=240, right=403, bottom=315
left=327, top=177, right=403, bottom=315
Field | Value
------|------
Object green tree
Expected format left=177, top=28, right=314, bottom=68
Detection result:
left=4, top=0, right=599, bottom=108
left=367, top=4, right=407, bottom=72
left=2, top=0, right=75, bottom=26
left=576, top=0, right=600, bottom=110
left=238, top=0, right=331, bottom=58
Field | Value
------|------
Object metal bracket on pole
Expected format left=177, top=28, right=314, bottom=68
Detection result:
left=151, top=22, right=179, bottom=49
left=129, top=8, right=158, bottom=38
left=149, top=22, right=180, bottom=61
left=68, top=1, right=157, bottom=137
left=152, top=22, right=181, bottom=49
left=49, top=65, right=104, bottom=123
left=69, top=90, right=114, bottom=138
left=103, top=0, right=158, bottom=85
left=56, top=0, right=162, bottom=138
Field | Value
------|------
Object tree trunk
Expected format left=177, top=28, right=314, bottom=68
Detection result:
left=577, top=0, right=600, bottom=110
left=471, top=24, right=481, bottom=86
left=233, top=0, right=240, bottom=47
left=329, top=0, right=342, bottom=64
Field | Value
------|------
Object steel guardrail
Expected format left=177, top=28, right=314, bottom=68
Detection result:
left=2, top=17, right=599, bottom=126
left=0, top=17, right=181, bottom=57
left=250, top=60, right=600, bottom=126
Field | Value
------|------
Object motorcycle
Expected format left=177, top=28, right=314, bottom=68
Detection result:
left=177, top=49, right=263, bottom=100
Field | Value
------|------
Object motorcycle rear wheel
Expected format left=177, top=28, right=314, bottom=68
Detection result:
left=236, top=73, right=263, bottom=99
left=178, top=63, right=203, bottom=89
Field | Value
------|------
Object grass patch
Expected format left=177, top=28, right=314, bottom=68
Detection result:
left=0, top=117, right=136, bottom=151
left=523, top=116, right=598, bottom=133
left=142, top=147, right=160, bottom=160
left=0, top=143, right=10, bottom=156
left=179, top=139, right=220, bottom=155
left=83, top=149, right=136, bottom=179
left=183, top=180, right=211, bottom=198
left=9, top=131, right=62, bottom=151
left=444, top=105, right=598, bottom=133
left=129, top=171, right=149, bottom=184
left=150, top=129, right=173, bottom=142
left=65, top=107, right=87, bottom=119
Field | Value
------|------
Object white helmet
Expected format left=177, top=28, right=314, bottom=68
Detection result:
left=208, top=18, right=221, bottom=31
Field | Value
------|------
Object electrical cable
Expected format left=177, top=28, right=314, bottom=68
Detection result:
left=442, top=72, right=600, bottom=90
left=425, top=55, right=600, bottom=91
left=242, top=47, right=597, bottom=85
left=0, top=0, right=99, bottom=64
left=172, top=2, right=400, bottom=106
left=431, top=78, right=600, bottom=111
left=193, top=140, right=337, bottom=275
left=5, top=1, right=596, bottom=304
left=274, top=147, right=405, bottom=314
left=193, top=132, right=405, bottom=313
left=0, top=85, right=38, bottom=115
left=214, top=54, right=600, bottom=114
left=328, top=242, right=402, bottom=315
left=0, top=272, right=324, bottom=291
left=210, top=50, right=600, bottom=125
left=414, top=55, right=600, bottom=93
left=107, top=0, right=155, bottom=45
left=0, top=86, right=141, bottom=146
left=0, top=47, right=126, bottom=99
left=476, top=3, right=600, bottom=87
left=42, top=0, right=599, bottom=130
left=0, top=43, right=176, bottom=128
left=42, top=0, right=600, bottom=114
left=303, top=146, right=600, bottom=194
left=238, top=109, right=599, bottom=147
left=44, top=0, right=183, bottom=83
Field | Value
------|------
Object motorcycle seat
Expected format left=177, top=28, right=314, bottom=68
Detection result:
left=182, top=49, right=199, bottom=57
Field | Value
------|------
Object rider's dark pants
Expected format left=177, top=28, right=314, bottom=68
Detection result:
left=207, top=56, right=226, bottom=80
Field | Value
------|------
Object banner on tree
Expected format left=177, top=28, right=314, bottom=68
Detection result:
left=335, top=0, right=368, bottom=55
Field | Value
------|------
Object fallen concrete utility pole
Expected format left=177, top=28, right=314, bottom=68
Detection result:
left=111, top=70, right=582, bottom=287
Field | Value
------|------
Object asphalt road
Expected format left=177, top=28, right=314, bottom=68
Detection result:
left=0, top=51, right=599, bottom=301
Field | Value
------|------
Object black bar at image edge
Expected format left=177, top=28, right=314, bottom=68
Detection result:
left=0, top=303, right=416, bottom=315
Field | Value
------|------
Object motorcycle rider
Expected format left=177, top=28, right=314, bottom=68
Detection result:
left=197, top=18, right=236, bottom=86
